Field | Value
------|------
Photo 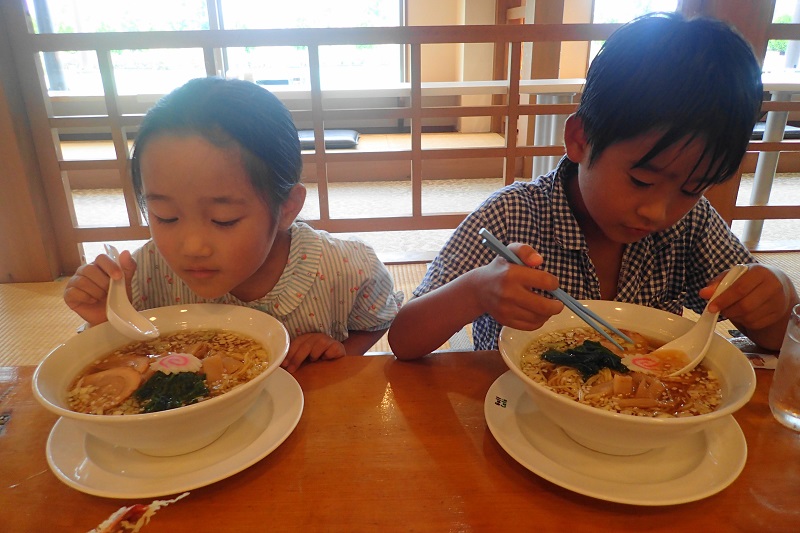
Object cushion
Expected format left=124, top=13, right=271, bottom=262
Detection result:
left=298, top=129, right=360, bottom=149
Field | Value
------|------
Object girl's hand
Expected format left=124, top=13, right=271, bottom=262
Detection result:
left=283, top=332, right=346, bottom=373
left=701, top=263, right=799, bottom=350
left=63, top=250, right=138, bottom=327
left=473, top=242, right=564, bottom=331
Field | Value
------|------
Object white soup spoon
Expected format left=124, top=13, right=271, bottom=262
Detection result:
left=103, top=244, right=159, bottom=340
left=622, top=264, right=748, bottom=377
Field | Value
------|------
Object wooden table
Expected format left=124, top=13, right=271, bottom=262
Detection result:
left=2, top=352, right=798, bottom=532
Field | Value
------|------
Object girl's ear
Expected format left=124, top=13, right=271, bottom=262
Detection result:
left=277, top=184, right=306, bottom=230
left=564, top=114, right=590, bottom=164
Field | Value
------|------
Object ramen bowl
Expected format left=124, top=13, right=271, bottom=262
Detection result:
left=33, top=304, right=289, bottom=456
left=499, top=301, right=756, bottom=456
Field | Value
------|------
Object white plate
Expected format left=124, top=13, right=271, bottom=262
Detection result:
left=485, top=371, right=747, bottom=506
left=46, top=368, right=303, bottom=499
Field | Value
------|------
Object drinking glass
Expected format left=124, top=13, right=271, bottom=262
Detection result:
left=769, top=304, right=800, bottom=431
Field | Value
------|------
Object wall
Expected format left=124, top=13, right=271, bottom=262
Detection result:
left=408, top=0, right=462, bottom=83
left=560, top=0, right=592, bottom=78
left=460, top=0, right=497, bottom=133
left=0, top=6, right=61, bottom=282
left=3, top=0, right=793, bottom=281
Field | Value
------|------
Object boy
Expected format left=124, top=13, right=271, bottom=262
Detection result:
left=388, top=12, right=799, bottom=359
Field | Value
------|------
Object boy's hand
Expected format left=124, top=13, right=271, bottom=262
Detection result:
left=475, top=242, right=564, bottom=331
left=283, top=332, right=346, bottom=373
left=389, top=242, right=566, bottom=360
left=701, top=264, right=798, bottom=349
left=63, top=250, right=137, bottom=327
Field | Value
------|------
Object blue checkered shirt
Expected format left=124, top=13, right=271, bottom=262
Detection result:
left=414, top=157, right=755, bottom=350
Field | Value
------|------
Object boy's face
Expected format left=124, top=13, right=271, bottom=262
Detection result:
left=564, top=116, right=712, bottom=245
left=139, top=134, right=296, bottom=300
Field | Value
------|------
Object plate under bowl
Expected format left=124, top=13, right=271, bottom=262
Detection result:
left=33, top=304, right=290, bottom=456
left=499, top=301, right=756, bottom=455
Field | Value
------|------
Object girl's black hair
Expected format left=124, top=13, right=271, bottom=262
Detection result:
left=130, top=77, right=302, bottom=216
left=575, top=12, right=763, bottom=191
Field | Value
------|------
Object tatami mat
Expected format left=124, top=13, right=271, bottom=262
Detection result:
left=1, top=253, right=797, bottom=367
left=362, top=262, right=476, bottom=353
left=370, top=262, right=425, bottom=354
left=0, top=279, right=83, bottom=367
left=752, top=251, right=800, bottom=289
left=0, top=263, right=456, bottom=366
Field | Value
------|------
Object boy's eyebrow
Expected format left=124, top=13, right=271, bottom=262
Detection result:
left=636, top=154, right=710, bottom=183
left=635, top=160, right=682, bottom=180
left=635, top=160, right=710, bottom=192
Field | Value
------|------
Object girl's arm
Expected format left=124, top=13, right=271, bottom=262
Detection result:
left=64, top=250, right=137, bottom=327
left=282, top=329, right=388, bottom=373
left=342, top=329, right=389, bottom=355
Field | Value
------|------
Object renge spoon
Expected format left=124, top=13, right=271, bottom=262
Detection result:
left=623, top=264, right=748, bottom=377
left=104, top=244, right=160, bottom=340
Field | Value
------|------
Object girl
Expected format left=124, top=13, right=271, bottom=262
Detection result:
left=65, top=77, right=402, bottom=373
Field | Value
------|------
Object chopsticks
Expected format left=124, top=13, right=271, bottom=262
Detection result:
left=478, top=228, right=633, bottom=351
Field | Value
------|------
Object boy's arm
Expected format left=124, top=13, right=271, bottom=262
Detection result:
left=705, top=264, right=799, bottom=351
left=388, top=268, right=486, bottom=360
left=389, top=245, right=564, bottom=360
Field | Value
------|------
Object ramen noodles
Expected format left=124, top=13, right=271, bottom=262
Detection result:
left=67, top=329, right=270, bottom=415
left=519, top=327, right=722, bottom=418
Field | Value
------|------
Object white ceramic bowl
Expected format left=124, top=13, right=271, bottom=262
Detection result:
left=33, top=304, right=289, bottom=456
left=499, top=301, right=756, bottom=456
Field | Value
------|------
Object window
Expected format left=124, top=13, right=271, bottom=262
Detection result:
left=764, top=0, right=800, bottom=74
left=218, top=0, right=404, bottom=89
left=27, top=0, right=404, bottom=94
left=589, top=0, right=679, bottom=61
left=592, top=0, right=679, bottom=23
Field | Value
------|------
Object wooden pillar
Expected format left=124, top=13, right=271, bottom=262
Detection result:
left=678, top=1, right=776, bottom=225
left=528, top=0, right=565, bottom=80
left=491, top=0, right=524, bottom=133
left=0, top=3, right=61, bottom=282
left=679, top=0, right=775, bottom=64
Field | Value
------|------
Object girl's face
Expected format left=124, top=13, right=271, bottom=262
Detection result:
left=139, top=134, right=300, bottom=300
left=564, top=116, right=712, bottom=245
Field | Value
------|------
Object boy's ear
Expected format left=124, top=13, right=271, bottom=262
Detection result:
left=278, top=184, right=306, bottom=230
left=564, top=114, right=589, bottom=163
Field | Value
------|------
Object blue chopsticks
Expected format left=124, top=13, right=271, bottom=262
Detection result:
left=478, top=228, right=633, bottom=351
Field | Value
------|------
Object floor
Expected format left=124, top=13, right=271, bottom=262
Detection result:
left=3, top=168, right=800, bottom=367
left=0, top=263, right=451, bottom=366
left=59, top=135, right=800, bottom=261
left=2, top=252, right=798, bottom=367
left=70, top=171, right=800, bottom=264
left=71, top=177, right=505, bottom=265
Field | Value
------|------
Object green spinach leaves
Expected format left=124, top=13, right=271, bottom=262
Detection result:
left=541, top=340, right=629, bottom=379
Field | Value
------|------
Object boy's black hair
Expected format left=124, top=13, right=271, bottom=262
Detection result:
left=130, top=77, right=302, bottom=217
left=575, top=12, right=763, bottom=191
